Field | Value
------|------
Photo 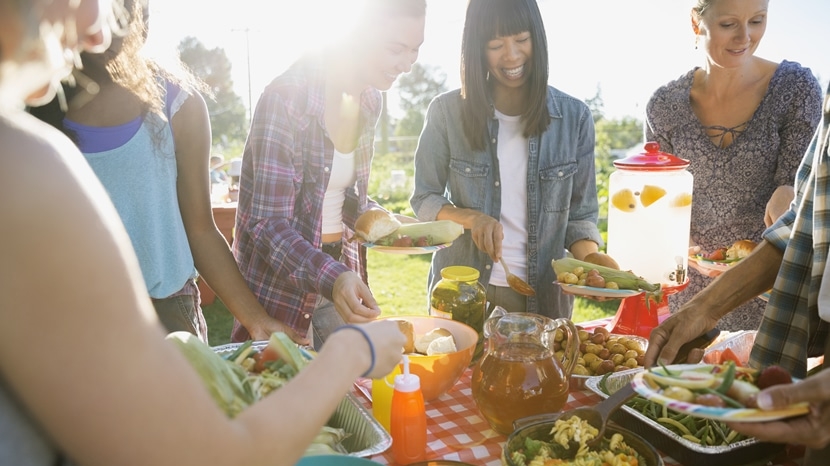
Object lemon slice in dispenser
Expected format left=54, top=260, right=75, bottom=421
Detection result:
left=671, top=193, right=693, bottom=208
left=611, top=189, right=637, bottom=212
left=639, top=185, right=667, bottom=207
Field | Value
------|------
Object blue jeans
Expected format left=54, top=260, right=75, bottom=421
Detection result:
left=152, top=291, right=208, bottom=342
left=486, top=284, right=528, bottom=314
left=311, top=295, right=346, bottom=350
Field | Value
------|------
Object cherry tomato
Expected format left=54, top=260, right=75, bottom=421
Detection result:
left=706, top=248, right=727, bottom=261
left=252, top=347, right=280, bottom=373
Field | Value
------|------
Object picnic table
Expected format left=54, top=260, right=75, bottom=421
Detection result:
left=352, top=316, right=805, bottom=466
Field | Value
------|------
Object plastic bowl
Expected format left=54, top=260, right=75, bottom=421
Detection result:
left=382, top=315, right=478, bottom=401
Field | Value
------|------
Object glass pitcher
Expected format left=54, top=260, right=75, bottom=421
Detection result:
left=471, top=308, right=579, bottom=435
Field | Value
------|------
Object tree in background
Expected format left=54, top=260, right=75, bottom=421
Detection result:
left=394, top=63, right=448, bottom=138
left=589, top=87, right=644, bottom=243
left=178, top=37, right=248, bottom=150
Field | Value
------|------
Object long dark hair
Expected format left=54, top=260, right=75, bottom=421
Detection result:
left=460, top=0, right=550, bottom=151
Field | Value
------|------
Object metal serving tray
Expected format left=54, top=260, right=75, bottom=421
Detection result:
left=212, top=342, right=392, bottom=457
left=585, top=370, right=783, bottom=466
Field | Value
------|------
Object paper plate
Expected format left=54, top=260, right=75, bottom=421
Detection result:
left=631, top=364, right=810, bottom=422
left=688, top=255, right=741, bottom=273
left=556, top=282, right=642, bottom=299
left=364, top=242, right=452, bottom=255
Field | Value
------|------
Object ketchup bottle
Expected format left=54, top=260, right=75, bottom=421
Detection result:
left=390, top=355, right=427, bottom=463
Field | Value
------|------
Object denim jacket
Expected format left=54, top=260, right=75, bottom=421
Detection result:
left=411, top=87, right=602, bottom=319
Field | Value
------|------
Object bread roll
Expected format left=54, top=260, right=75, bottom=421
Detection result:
left=726, top=239, right=757, bottom=260
left=354, top=210, right=401, bottom=243
left=426, top=335, right=458, bottom=355
left=391, top=319, right=415, bottom=354
left=415, top=327, right=453, bottom=354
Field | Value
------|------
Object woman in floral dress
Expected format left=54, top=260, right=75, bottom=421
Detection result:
left=645, top=0, right=822, bottom=331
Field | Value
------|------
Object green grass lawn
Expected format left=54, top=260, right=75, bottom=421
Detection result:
left=203, top=249, right=618, bottom=346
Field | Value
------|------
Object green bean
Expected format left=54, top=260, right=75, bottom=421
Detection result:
left=658, top=417, right=693, bottom=436
left=697, top=425, right=711, bottom=446
left=682, top=434, right=701, bottom=444
left=716, top=361, right=737, bottom=394
left=711, top=420, right=729, bottom=444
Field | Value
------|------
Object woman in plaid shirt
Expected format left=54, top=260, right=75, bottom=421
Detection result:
left=232, top=0, right=426, bottom=348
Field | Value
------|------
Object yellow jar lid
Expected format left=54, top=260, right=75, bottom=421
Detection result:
left=440, top=266, right=480, bottom=282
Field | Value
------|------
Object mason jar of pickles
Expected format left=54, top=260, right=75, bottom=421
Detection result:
left=430, top=266, right=486, bottom=362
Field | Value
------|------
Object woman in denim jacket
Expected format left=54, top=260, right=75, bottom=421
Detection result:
left=411, top=0, right=616, bottom=319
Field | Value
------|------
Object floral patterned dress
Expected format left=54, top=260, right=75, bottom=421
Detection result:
left=645, top=60, right=822, bottom=331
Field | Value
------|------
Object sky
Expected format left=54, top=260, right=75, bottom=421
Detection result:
left=146, top=0, right=830, bottom=120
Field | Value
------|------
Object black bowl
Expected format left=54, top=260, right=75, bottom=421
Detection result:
left=502, top=419, right=664, bottom=466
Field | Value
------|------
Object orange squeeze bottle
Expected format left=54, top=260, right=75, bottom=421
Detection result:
left=390, top=355, right=427, bottom=463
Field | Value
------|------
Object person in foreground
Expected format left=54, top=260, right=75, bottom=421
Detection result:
left=232, top=0, right=426, bottom=348
left=644, top=0, right=822, bottom=331
left=0, top=1, right=405, bottom=465
left=645, top=84, right=830, bottom=464
left=29, top=0, right=302, bottom=343
left=410, top=0, right=615, bottom=318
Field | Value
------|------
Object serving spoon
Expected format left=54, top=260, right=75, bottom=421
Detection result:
left=557, top=382, right=637, bottom=449
left=500, top=260, right=536, bottom=297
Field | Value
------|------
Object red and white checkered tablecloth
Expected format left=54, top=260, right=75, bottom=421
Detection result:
left=353, top=316, right=805, bottom=465
left=355, top=369, right=618, bottom=465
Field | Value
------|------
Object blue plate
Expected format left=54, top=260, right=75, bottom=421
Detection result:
left=295, top=455, right=381, bottom=465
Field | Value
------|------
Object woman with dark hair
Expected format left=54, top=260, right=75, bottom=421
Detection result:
left=411, top=0, right=615, bottom=318
left=29, top=0, right=302, bottom=343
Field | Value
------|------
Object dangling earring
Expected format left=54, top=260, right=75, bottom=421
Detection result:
left=694, top=36, right=699, bottom=50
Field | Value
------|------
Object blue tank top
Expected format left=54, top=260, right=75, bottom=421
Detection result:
left=64, top=81, right=197, bottom=298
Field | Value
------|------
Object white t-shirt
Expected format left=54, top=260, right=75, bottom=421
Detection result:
left=321, top=149, right=357, bottom=235
left=488, top=110, right=529, bottom=287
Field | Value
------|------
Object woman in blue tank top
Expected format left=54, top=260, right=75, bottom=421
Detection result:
left=30, top=0, right=304, bottom=344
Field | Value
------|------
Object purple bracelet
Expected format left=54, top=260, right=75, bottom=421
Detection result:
left=333, top=324, right=375, bottom=378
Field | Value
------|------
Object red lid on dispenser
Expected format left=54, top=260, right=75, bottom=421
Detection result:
left=613, top=141, right=689, bottom=171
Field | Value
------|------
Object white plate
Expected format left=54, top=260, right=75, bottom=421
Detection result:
left=556, top=282, right=642, bottom=299
left=688, top=255, right=741, bottom=273
left=364, top=242, right=452, bottom=255
left=631, top=363, right=810, bottom=422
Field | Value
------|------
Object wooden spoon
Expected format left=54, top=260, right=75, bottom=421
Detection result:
left=500, top=260, right=535, bottom=297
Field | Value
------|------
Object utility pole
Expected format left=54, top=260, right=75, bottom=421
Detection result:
left=232, top=27, right=253, bottom=122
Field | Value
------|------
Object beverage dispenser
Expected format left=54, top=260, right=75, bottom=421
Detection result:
left=605, top=142, right=692, bottom=337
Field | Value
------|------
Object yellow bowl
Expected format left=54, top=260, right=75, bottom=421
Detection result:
left=382, top=315, right=478, bottom=401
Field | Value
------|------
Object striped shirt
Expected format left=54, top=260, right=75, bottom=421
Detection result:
left=231, top=54, right=381, bottom=340
left=751, top=89, right=830, bottom=378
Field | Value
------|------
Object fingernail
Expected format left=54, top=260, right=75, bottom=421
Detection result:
left=757, top=392, right=773, bottom=410
left=658, top=358, right=669, bottom=367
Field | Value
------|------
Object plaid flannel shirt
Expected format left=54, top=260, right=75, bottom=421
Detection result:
left=751, top=91, right=830, bottom=378
left=231, top=54, right=381, bottom=340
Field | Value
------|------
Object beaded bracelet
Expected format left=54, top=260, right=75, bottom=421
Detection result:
left=333, top=324, right=375, bottom=378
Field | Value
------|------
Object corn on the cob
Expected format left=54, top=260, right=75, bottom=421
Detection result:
left=166, top=331, right=255, bottom=417
left=551, top=257, right=660, bottom=292
left=389, top=220, right=464, bottom=245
